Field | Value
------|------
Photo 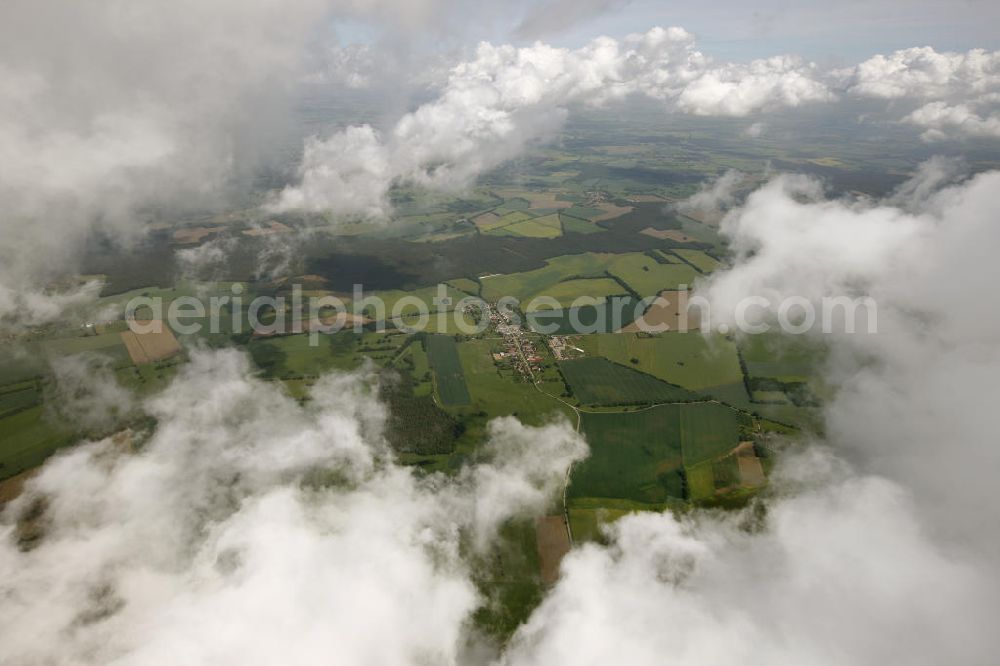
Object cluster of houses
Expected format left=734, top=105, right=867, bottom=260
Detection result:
left=487, top=305, right=545, bottom=380
left=546, top=335, right=584, bottom=361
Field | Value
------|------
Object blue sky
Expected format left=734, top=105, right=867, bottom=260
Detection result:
left=530, top=0, right=1000, bottom=62
left=334, top=0, right=1000, bottom=64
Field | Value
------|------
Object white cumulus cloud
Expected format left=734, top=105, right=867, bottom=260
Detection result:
left=503, top=163, right=1000, bottom=665
left=274, top=27, right=831, bottom=216
left=0, top=0, right=335, bottom=326
left=841, top=46, right=1000, bottom=140
left=0, top=349, right=586, bottom=665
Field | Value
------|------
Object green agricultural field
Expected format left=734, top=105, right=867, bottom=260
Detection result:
left=411, top=229, right=474, bottom=244
left=569, top=506, right=632, bottom=544
left=38, top=331, right=129, bottom=358
left=679, top=402, right=744, bottom=466
left=711, top=454, right=742, bottom=489
left=744, top=361, right=814, bottom=382
left=395, top=339, right=434, bottom=398
left=566, top=497, right=663, bottom=540
left=678, top=218, right=726, bottom=250
left=96, top=282, right=255, bottom=328
left=0, top=406, right=76, bottom=481
left=740, top=332, right=826, bottom=383
left=280, top=378, right=313, bottom=400
left=364, top=285, right=468, bottom=320
left=94, top=283, right=203, bottom=312
left=703, top=382, right=754, bottom=411
left=685, top=451, right=750, bottom=501
left=0, top=351, right=47, bottom=387
left=525, top=208, right=560, bottom=217
left=559, top=213, right=604, bottom=235
left=473, top=519, right=544, bottom=640
left=495, top=210, right=534, bottom=226
left=559, top=357, right=699, bottom=406
left=503, top=218, right=562, bottom=239
left=568, top=508, right=620, bottom=543
left=446, top=278, right=480, bottom=296
left=753, top=403, right=823, bottom=432
left=752, top=390, right=791, bottom=404
left=426, top=335, right=472, bottom=406
left=485, top=226, right=522, bottom=238
left=455, top=339, right=572, bottom=424
left=480, top=253, right=613, bottom=303
left=114, top=358, right=184, bottom=396
left=576, top=332, right=743, bottom=390
left=248, top=331, right=361, bottom=378
left=685, top=461, right=716, bottom=501
left=561, top=206, right=602, bottom=220
left=0, top=384, right=41, bottom=420
left=395, top=308, right=485, bottom=334
left=526, top=296, right=642, bottom=335
left=522, top=212, right=562, bottom=231
left=673, top=249, right=721, bottom=273
left=607, top=253, right=699, bottom=297
left=475, top=213, right=513, bottom=232
left=524, top=278, right=626, bottom=311
left=357, top=331, right=409, bottom=366
left=410, top=340, right=431, bottom=376
left=569, top=406, right=685, bottom=504
left=740, top=332, right=819, bottom=364
left=494, top=198, right=531, bottom=213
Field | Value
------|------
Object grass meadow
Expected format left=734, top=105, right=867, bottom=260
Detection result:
left=576, top=332, right=743, bottom=390
left=426, top=334, right=472, bottom=406
left=559, top=357, right=699, bottom=406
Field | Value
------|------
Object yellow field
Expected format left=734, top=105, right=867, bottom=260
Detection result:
left=504, top=215, right=562, bottom=238
left=535, top=515, right=571, bottom=585
left=173, top=226, right=224, bottom=243
left=494, top=190, right=572, bottom=209
left=0, top=469, right=36, bottom=505
left=473, top=211, right=506, bottom=231
left=592, top=202, right=632, bottom=222
left=242, top=221, right=292, bottom=237
left=674, top=249, right=720, bottom=273
left=594, top=145, right=646, bottom=155
left=680, top=209, right=724, bottom=226
left=640, top=227, right=697, bottom=243
left=120, top=323, right=181, bottom=364
left=739, top=455, right=766, bottom=487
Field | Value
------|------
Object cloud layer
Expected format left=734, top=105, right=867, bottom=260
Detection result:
left=842, top=47, right=1000, bottom=140
left=278, top=32, right=1000, bottom=218
left=703, top=166, right=1000, bottom=547
left=506, top=452, right=990, bottom=666
left=505, top=163, right=1000, bottom=665
left=0, top=350, right=586, bottom=664
left=0, top=0, right=337, bottom=324
left=6, top=166, right=1000, bottom=664
left=4, top=5, right=999, bottom=326
left=273, top=27, right=831, bottom=216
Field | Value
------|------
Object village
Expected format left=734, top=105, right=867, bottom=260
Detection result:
left=468, top=300, right=589, bottom=383
left=481, top=302, right=545, bottom=381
